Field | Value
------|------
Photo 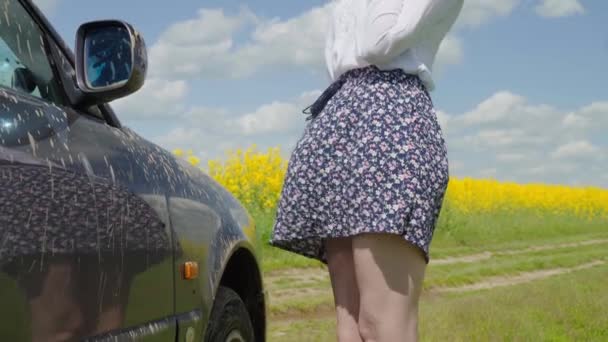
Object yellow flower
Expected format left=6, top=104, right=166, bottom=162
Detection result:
left=187, top=155, right=201, bottom=167
left=173, top=149, right=184, bottom=157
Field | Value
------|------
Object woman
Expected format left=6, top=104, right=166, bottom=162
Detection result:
left=271, top=0, right=463, bottom=341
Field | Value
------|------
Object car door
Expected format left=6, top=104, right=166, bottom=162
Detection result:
left=0, top=1, right=176, bottom=340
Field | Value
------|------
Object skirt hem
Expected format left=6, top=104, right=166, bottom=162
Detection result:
left=269, top=227, right=431, bottom=265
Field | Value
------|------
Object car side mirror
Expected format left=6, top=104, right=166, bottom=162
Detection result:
left=75, top=20, right=147, bottom=104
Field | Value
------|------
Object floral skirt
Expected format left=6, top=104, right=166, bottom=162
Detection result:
left=270, top=66, right=449, bottom=263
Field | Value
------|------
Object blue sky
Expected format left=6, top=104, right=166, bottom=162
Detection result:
left=35, top=0, right=607, bottom=187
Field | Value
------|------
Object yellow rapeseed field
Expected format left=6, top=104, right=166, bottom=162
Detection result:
left=175, top=146, right=287, bottom=211
left=446, top=178, right=608, bottom=219
left=173, top=147, right=608, bottom=221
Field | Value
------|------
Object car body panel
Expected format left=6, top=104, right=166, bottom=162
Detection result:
left=0, top=0, right=263, bottom=341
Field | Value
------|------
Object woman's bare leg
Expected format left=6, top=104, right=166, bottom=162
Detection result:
left=325, top=237, right=363, bottom=342
left=353, top=234, right=427, bottom=342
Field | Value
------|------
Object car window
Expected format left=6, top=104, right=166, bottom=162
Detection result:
left=47, top=34, right=108, bottom=121
left=0, top=0, right=64, bottom=105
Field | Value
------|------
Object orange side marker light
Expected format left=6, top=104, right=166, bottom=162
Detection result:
left=183, top=261, right=199, bottom=280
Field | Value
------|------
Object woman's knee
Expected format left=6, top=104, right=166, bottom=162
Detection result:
left=336, top=321, right=363, bottom=342
left=357, top=305, right=381, bottom=341
left=358, top=302, right=419, bottom=342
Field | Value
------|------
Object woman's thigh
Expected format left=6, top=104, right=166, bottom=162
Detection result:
left=326, top=237, right=362, bottom=341
left=353, top=233, right=427, bottom=340
left=326, top=237, right=360, bottom=311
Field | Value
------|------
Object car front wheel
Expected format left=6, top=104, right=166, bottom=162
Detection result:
left=205, top=286, right=255, bottom=342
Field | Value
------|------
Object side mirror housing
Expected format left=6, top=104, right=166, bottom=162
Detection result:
left=74, top=20, right=147, bottom=105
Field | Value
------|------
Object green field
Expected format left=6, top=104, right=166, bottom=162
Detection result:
left=251, top=208, right=608, bottom=341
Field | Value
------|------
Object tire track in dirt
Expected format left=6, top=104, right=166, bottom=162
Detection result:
left=265, top=267, right=331, bottom=313
left=432, top=239, right=608, bottom=265
left=431, top=260, right=606, bottom=293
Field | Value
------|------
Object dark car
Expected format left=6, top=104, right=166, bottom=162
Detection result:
left=0, top=1, right=266, bottom=341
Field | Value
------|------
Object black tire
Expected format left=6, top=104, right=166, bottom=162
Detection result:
left=204, top=286, right=255, bottom=342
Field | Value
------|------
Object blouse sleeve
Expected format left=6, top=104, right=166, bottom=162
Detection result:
left=359, top=0, right=462, bottom=65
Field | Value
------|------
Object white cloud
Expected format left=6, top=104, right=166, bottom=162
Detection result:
left=456, top=0, right=520, bottom=28
left=153, top=90, right=319, bottom=161
left=235, top=105, right=297, bottom=136
left=148, top=8, right=255, bottom=79
left=231, top=6, right=330, bottom=75
left=434, top=35, right=465, bottom=74
left=32, top=0, right=61, bottom=16
left=234, top=91, right=321, bottom=136
left=563, top=102, right=608, bottom=130
left=439, top=91, right=607, bottom=186
left=149, top=6, right=330, bottom=80
left=535, top=0, right=585, bottom=18
left=181, top=90, right=320, bottom=136
left=154, top=126, right=248, bottom=162
left=111, top=78, right=189, bottom=119
left=519, top=162, right=578, bottom=176
left=562, top=112, right=589, bottom=128
left=459, top=91, right=527, bottom=126
left=453, top=91, right=566, bottom=144
left=453, top=0, right=585, bottom=30
left=479, top=168, right=498, bottom=178
left=450, top=160, right=465, bottom=171
left=158, top=8, right=252, bottom=47
left=156, top=127, right=204, bottom=151
left=463, top=128, right=548, bottom=149
left=435, top=110, right=451, bottom=131
left=496, top=153, right=527, bottom=163
left=551, top=140, right=599, bottom=159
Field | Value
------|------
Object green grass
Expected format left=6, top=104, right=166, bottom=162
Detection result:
left=268, top=264, right=608, bottom=341
left=420, top=264, right=608, bottom=341
left=270, top=317, right=335, bottom=342
left=270, top=292, right=335, bottom=318
left=432, top=208, right=608, bottom=257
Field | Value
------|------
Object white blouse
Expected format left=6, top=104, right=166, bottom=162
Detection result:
left=325, top=0, right=464, bottom=91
